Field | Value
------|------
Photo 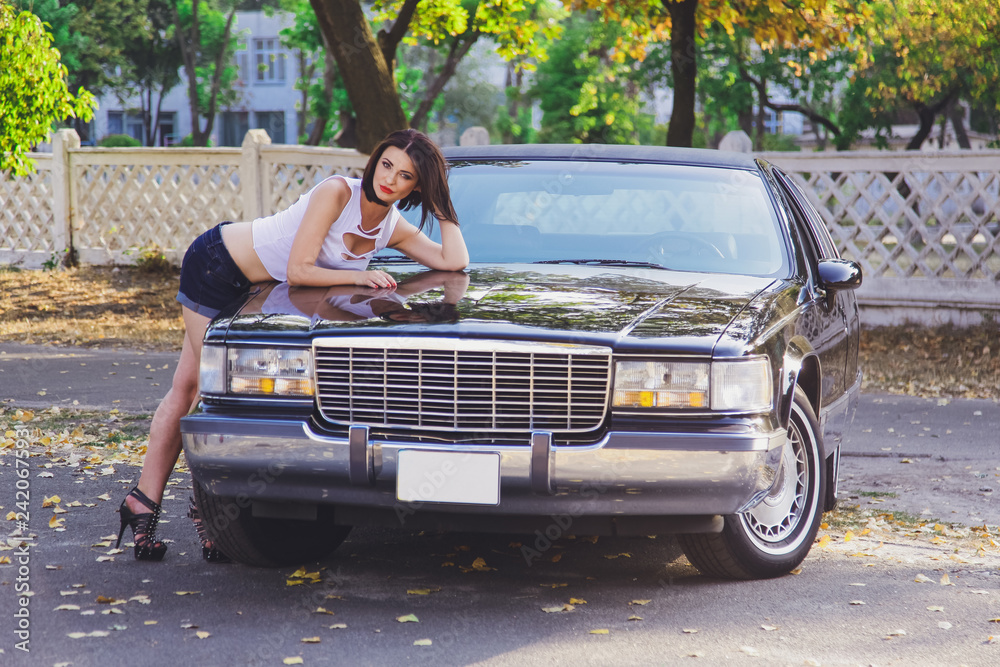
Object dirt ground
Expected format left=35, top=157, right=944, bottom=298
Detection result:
left=3, top=264, right=998, bottom=400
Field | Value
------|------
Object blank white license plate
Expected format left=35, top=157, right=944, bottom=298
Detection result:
left=396, top=450, right=500, bottom=506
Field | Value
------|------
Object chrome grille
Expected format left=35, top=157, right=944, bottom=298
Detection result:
left=314, top=338, right=611, bottom=433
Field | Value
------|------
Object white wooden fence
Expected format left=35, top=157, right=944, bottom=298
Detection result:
left=0, top=129, right=367, bottom=267
left=2, top=129, right=998, bottom=325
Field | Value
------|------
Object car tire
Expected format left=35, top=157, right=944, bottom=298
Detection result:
left=193, top=483, right=351, bottom=567
left=678, top=386, right=825, bottom=579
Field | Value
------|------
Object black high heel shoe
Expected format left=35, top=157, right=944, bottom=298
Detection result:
left=117, top=487, right=167, bottom=561
left=187, top=497, right=231, bottom=564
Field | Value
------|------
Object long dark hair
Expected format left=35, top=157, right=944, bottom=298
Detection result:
left=361, top=129, right=458, bottom=231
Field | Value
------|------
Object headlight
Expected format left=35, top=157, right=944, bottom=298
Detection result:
left=612, top=358, right=772, bottom=412
left=710, top=358, right=771, bottom=412
left=200, top=345, right=315, bottom=397
left=612, top=361, right=709, bottom=408
left=200, top=344, right=226, bottom=394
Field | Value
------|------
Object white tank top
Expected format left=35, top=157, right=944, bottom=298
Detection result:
left=251, top=176, right=400, bottom=282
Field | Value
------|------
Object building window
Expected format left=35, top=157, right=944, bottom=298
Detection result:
left=255, top=111, right=285, bottom=144
left=254, top=38, right=287, bottom=84
left=221, top=111, right=249, bottom=147
left=107, top=111, right=144, bottom=142
left=158, top=112, right=176, bottom=146
left=235, top=39, right=250, bottom=85
left=763, top=108, right=782, bottom=135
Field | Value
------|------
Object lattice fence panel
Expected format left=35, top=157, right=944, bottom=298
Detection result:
left=0, top=160, right=55, bottom=261
left=266, top=161, right=366, bottom=215
left=73, top=158, right=242, bottom=264
left=778, top=160, right=1000, bottom=281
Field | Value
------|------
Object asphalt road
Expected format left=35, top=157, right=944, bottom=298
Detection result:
left=2, top=342, right=1000, bottom=666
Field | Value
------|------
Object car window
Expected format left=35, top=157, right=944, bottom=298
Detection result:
left=399, top=160, right=789, bottom=278
left=775, top=170, right=840, bottom=260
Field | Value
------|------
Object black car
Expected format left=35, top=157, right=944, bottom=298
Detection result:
left=182, top=144, right=862, bottom=579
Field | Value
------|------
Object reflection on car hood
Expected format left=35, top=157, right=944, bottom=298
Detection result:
left=223, top=264, right=779, bottom=353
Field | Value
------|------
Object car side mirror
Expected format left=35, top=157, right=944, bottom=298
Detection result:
left=816, top=258, right=862, bottom=291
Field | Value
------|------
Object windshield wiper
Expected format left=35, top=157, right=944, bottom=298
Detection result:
left=534, top=259, right=666, bottom=270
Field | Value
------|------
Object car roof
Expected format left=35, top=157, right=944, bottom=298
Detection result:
left=442, top=143, right=760, bottom=170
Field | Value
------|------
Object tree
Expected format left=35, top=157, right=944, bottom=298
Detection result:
left=844, top=0, right=1000, bottom=150
left=532, top=12, right=647, bottom=144
left=308, top=0, right=558, bottom=153
left=269, top=0, right=352, bottom=145
left=0, top=2, right=96, bottom=175
left=170, top=0, right=242, bottom=146
left=574, top=0, right=869, bottom=147
left=119, top=0, right=184, bottom=146
left=12, top=0, right=148, bottom=142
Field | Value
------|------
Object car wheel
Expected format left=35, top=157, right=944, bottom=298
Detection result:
left=678, top=387, right=825, bottom=579
left=193, top=483, right=351, bottom=567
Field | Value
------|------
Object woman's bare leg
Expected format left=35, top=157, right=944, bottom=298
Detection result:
left=126, top=306, right=210, bottom=514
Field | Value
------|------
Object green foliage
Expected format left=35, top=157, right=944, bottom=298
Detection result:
left=177, top=133, right=215, bottom=147
left=757, top=132, right=801, bottom=152
left=495, top=97, right=536, bottom=144
left=172, top=0, right=243, bottom=145
left=0, top=3, right=96, bottom=175
left=531, top=13, right=646, bottom=144
left=125, top=244, right=173, bottom=275
left=99, top=134, right=142, bottom=148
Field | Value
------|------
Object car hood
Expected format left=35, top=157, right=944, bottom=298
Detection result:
left=221, top=264, right=782, bottom=355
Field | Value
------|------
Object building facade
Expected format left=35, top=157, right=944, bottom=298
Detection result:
left=91, top=11, right=301, bottom=147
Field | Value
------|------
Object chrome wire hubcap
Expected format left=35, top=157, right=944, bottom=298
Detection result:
left=743, top=424, right=806, bottom=543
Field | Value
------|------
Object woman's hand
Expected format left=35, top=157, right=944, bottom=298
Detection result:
left=353, top=269, right=397, bottom=289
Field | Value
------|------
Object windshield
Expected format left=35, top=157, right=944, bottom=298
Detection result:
left=389, top=159, right=788, bottom=277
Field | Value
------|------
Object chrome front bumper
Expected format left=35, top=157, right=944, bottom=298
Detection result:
left=181, top=412, right=787, bottom=525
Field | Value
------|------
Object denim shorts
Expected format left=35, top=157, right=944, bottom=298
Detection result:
left=175, top=222, right=251, bottom=319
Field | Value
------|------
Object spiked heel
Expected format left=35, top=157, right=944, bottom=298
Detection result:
left=117, top=487, right=167, bottom=561
left=188, top=496, right=231, bottom=564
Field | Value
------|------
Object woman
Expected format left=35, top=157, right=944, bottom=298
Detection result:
left=116, top=129, right=467, bottom=561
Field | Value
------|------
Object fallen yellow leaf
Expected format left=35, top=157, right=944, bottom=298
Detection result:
left=844, top=530, right=854, bottom=542
left=816, top=535, right=831, bottom=548
left=589, top=629, right=609, bottom=635
left=413, top=639, right=433, bottom=646
left=42, top=495, right=61, bottom=508
left=569, top=598, right=587, bottom=605
left=195, top=631, right=210, bottom=639
left=471, top=557, right=494, bottom=571
left=300, top=637, right=321, bottom=644
left=396, top=614, right=419, bottom=623
left=630, top=599, right=652, bottom=606
left=283, top=658, right=304, bottom=665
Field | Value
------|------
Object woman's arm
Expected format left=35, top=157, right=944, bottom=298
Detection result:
left=389, top=217, right=469, bottom=271
left=285, top=179, right=397, bottom=288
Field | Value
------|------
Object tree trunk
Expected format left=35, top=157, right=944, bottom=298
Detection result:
left=951, top=103, right=971, bottom=149
left=310, top=0, right=408, bottom=154
left=664, top=0, right=699, bottom=147
left=754, top=83, right=766, bottom=149
left=306, top=51, right=338, bottom=146
left=410, top=34, right=478, bottom=132
left=906, top=96, right=952, bottom=150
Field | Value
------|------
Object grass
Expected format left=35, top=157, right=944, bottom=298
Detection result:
left=856, top=490, right=898, bottom=498
left=1, top=264, right=999, bottom=399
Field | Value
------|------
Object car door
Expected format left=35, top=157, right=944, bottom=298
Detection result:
left=771, top=168, right=851, bottom=410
